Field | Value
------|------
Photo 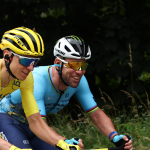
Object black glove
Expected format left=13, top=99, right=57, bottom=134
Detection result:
left=111, top=134, right=132, bottom=149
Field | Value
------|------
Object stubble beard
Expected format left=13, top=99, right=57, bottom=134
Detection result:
left=62, top=75, right=80, bottom=88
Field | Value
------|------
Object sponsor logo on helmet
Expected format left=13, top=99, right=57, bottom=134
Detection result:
left=0, top=132, right=8, bottom=141
left=71, top=35, right=83, bottom=43
left=14, top=36, right=25, bottom=47
left=55, top=49, right=65, bottom=55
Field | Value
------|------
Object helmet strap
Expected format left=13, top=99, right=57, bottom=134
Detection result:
left=57, top=62, right=69, bottom=86
left=4, top=53, right=18, bottom=79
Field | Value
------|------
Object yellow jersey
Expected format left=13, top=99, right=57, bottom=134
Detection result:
left=0, top=59, right=39, bottom=117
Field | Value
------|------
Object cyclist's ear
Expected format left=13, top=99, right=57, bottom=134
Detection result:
left=3, top=49, right=11, bottom=59
left=54, top=57, right=61, bottom=65
left=4, top=55, right=10, bottom=60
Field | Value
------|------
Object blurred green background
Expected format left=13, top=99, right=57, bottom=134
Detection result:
left=1, top=0, right=150, bottom=111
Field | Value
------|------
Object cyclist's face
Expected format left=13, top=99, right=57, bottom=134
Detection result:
left=5, top=52, right=34, bottom=81
left=61, top=58, right=86, bottom=88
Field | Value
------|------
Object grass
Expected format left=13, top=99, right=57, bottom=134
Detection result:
left=46, top=90, right=150, bottom=150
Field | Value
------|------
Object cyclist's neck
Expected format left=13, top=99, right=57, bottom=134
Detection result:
left=1, top=59, right=15, bottom=87
left=51, top=66, right=68, bottom=91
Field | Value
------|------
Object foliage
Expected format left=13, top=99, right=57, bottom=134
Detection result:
left=1, top=0, right=150, bottom=107
left=47, top=91, right=150, bottom=150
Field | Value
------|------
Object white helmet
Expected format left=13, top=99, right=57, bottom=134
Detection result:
left=54, top=35, right=91, bottom=60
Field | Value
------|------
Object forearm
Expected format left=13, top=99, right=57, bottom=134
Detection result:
left=27, top=113, right=66, bottom=147
left=0, top=137, right=12, bottom=150
left=89, top=109, right=117, bottom=140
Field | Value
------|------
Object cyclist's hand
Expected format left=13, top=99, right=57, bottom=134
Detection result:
left=65, top=138, right=84, bottom=149
left=56, top=139, right=80, bottom=150
left=111, top=135, right=133, bottom=150
left=9, top=145, right=32, bottom=150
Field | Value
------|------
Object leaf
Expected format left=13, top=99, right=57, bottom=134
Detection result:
left=95, top=75, right=101, bottom=85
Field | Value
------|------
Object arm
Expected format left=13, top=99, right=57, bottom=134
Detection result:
left=0, top=138, right=12, bottom=150
left=27, top=112, right=66, bottom=147
left=89, top=108, right=117, bottom=140
left=76, top=76, right=116, bottom=139
left=89, top=108, right=133, bottom=150
left=0, top=138, right=32, bottom=150
left=25, top=72, right=65, bottom=146
left=27, top=112, right=84, bottom=149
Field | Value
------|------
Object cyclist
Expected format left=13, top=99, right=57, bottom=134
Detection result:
left=0, top=36, right=133, bottom=150
left=0, top=31, right=82, bottom=150
left=0, top=27, right=45, bottom=150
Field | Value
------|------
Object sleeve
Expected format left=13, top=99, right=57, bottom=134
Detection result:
left=75, top=75, right=99, bottom=114
left=20, top=72, right=39, bottom=117
left=32, top=72, right=47, bottom=119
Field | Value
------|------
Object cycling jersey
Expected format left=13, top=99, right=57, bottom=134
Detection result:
left=0, top=65, right=98, bottom=124
left=0, top=59, right=39, bottom=117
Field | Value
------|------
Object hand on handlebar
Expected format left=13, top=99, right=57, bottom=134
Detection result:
left=65, top=138, right=84, bottom=150
left=9, top=145, right=32, bottom=150
left=111, top=135, right=133, bottom=150
left=56, top=139, right=80, bottom=150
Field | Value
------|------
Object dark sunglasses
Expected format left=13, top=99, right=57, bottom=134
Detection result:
left=12, top=52, right=40, bottom=67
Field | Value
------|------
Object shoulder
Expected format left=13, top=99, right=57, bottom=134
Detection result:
left=32, top=65, right=52, bottom=75
left=20, top=72, right=34, bottom=88
left=20, top=65, right=52, bottom=89
left=78, top=75, right=89, bottom=86
left=76, top=75, right=91, bottom=93
left=32, top=65, right=52, bottom=82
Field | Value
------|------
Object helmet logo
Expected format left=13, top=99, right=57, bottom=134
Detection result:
left=55, top=48, right=65, bottom=55
left=14, top=36, right=25, bottom=47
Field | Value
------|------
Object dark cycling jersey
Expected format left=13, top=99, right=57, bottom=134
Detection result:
left=0, top=65, right=98, bottom=124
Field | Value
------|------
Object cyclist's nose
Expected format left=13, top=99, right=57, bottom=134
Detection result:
left=75, top=69, right=86, bottom=75
left=27, top=63, right=34, bottom=71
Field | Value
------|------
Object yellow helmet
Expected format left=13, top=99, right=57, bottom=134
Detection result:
left=0, top=27, right=44, bottom=57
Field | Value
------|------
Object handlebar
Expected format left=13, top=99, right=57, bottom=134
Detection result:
left=84, top=139, right=127, bottom=150
left=57, top=136, right=128, bottom=150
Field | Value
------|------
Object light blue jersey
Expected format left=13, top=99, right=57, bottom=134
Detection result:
left=0, top=65, right=98, bottom=124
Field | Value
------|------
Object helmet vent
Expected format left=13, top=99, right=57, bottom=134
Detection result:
left=36, top=34, right=42, bottom=53
left=8, top=33, right=15, bottom=36
left=65, top=45, right=71, bottom=52
left=6, top=39, right=23, bottom=50
left=20, top=38, right=30, bottom=50
left=16, top=29, right=38, bottom=52
left=71, top=44, right=78, bottom=52
left=58, top=42, right=61, bottom=48
left=15, top=35, right=30, bottom=50
left=2, top=37, right=8, bottom=40
left=71, top=53, right=80, bottom=58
